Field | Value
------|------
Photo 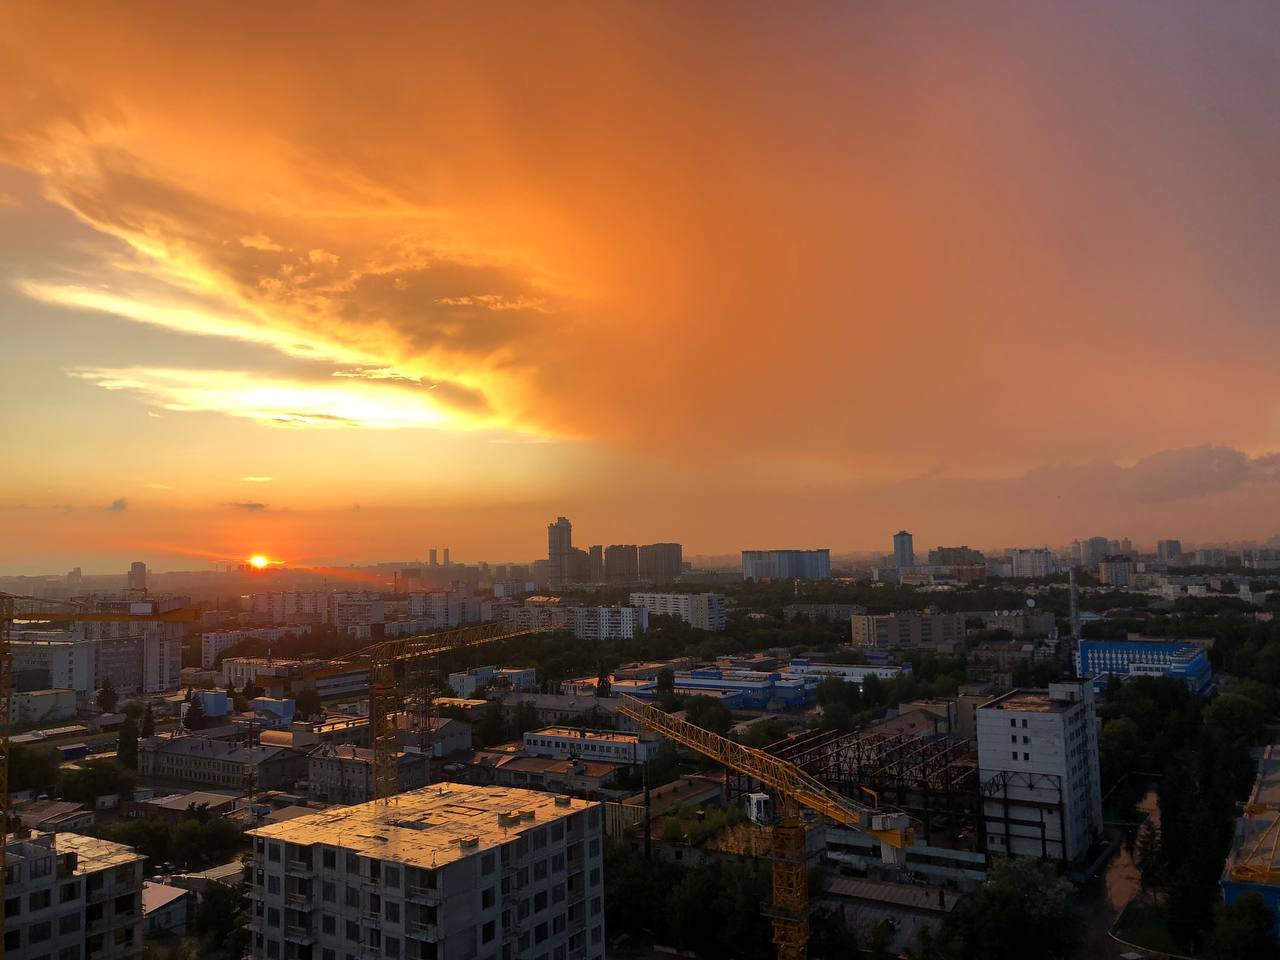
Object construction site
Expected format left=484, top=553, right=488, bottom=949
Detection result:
left=0, top=591, right=1109, bottom=960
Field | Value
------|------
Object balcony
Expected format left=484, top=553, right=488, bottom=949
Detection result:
left=285, top=894, right=310, bottom=910
left=405, top=921, right=440, bottom=942
left=285, top=860, right=313, bottom=877
left=405, top=886, right=441, bottom=906
left=285, top=925, right=314, bottom=944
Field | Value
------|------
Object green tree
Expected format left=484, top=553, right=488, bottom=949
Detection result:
left=861, top=673, right=885, bottom=708
left=1135, top=820, right=1161, bottom=900
left=294, top=686, right=322, bottom=719
left=189, top=877, right=250, bottom=954
left=10, top=744, right=61, bottom=794
left=1099, top=716, right=1145, bottom=788
left=510, top=700, right=541, bottom=739
left=932, top=856, right=1078, bottom=960
left=141, top=703, right=156, bottom=738
left=57, top=759, right=135, bottom=805
left=682, top=696, right=732, bottom=736
left=477, top=700, right=507, bottom=747
left=1205, top=892, right=1280, bottom=960
left=120, top=700, right=144, bottom=721
left=595, top=667, right=611, bottom=699
left=117, top=715, right=139, bottom=770
left=96, top=678, right=118, bottom=713
left=184, top=696, right=207, bottom=731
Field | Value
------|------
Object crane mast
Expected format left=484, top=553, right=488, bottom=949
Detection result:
left=617, top=695, right=914, bottom=960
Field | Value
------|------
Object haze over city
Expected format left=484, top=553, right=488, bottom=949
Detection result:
left=4, top=3, right=1280, bottom=573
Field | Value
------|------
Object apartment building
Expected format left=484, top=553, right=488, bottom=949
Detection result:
left=139, top=734, right=307, bottom=791
left=245, top=592, right=332, bottom=625
left=3, top=831, right=144, bottom=960
left=566, top=606, right=648, bottom=641
left=201, top=625, right=314, bottom=668
left=11, top=634, right=98, bottom=701
left=851, top=611, right=966, bottom=651
left=628, top=592, right=727, bottom=632
left=740, top=549, right=831, bottom=581
left=246, top=784, right=606, bottom=960
left=976, top=679, right=1103, bottom=862
left=331, top=594, right=385, bottom=634
left=306, top=744, right=429, bottom=805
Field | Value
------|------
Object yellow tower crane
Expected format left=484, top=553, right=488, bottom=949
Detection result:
left=0, top=593, right=199, bottom=960
left=617, top=695, right=914, bottom=960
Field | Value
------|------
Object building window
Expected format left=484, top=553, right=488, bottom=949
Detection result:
left=385, top=901, right=399, bottom=923
left=386, top=937, right=400, bottom=959
left=269, top=843, right=282, bottom=863
left=482, top=887, right=495, bottom=909
left=346, top=921, right=359, bottom=942
left=1023, top=753, right=1030, bottom=761
left=322, top=882, right=336, bottom=903
left=1010, top=735, right=1017, bottom=743
left=323, top=917, right=336, bottom=935
left=482, top=921, right=495, bottom=943
left=1011, top=752, right=1018, bottom=760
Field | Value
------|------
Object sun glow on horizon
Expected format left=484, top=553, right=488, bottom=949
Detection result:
left=248, top=554, right=270, bottom=569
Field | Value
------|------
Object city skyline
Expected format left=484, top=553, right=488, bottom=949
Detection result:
left=4, top=4, right=1280, bottom=571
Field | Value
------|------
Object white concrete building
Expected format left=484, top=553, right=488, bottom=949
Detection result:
left=246, top=784, right=606, bottom=960
left=523, top=727, right=657, bottom=764
left=12, top=633, right=98, bottom=700
left=1008, top=548, right=1058, bottom=579
left=201, top=625, right=314, bottom=668
left=407, top=590, right=483, bottom=627
left=976, top=679, right=1102, bottom=862
left=3, top=831, right=144, bottom=960
left=331, top=593, right=385, bottom=634
left=11, top=689, right=77, bottom=727
left=448, top=665, right=539, bottom=699
left=628, top=592, right=727, bottom=632
left=567, top=606, right=648, bottom=641
left=244, top=592, right=332, bottom=625
left=784, top=660, right=903, bottom=688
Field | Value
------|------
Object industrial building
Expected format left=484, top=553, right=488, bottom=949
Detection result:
left=784, top=658, right=905, bottom=689
left=976, top=680, right=1102, bottom=862
left=740, top=549, right=831, bottom=581
left=2, top=831, right=145, bottom=960
left=628, top=592, right=727, bottom=632
left=1075, top=638, right=1212, bottom=695
left=246, top=784, right=605, bottom=960
left=851, top=611, right=966, bottom=652
left=523, top=727, right=657, bottom=764
left=616, top=666, right=814, bottom=710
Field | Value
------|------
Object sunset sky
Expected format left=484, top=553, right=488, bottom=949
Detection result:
left=3, top=2, right=1280, bottom=573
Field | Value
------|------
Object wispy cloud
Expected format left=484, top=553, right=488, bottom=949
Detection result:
left=228, top=501, right=268, bottom=511
left=241, top=476, right=273, bottom=483
left=69, top=367, right=477, bottom=430
left=144, top=483, right=172, bottom=490
left=106, top=497, right=128, bottom=512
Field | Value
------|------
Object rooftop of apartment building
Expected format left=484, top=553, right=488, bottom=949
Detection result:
left=141, top=733, right=293, bottom=763
left=7, top=830, right=144, bottom=874
left=247, top=784, right=595, bottom=869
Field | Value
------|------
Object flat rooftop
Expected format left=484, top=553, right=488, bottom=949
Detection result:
left=53, top=832, right=144, bottom=873
left=980, top=690, right=1066, bottom=713
left=533, top=727, right=639, bottom=743
left=248, top=784, right=595, bottom=870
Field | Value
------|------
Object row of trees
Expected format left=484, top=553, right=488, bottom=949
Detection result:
left=95, top=805, right=241, bottom=870
left=1098, top=674, right=1276, bottom=954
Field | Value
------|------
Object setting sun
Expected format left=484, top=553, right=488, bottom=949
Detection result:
left=248, top=554, right=269, bottom=569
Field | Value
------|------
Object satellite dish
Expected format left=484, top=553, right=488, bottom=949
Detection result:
left=1027, top=599, right=1036, bottom=608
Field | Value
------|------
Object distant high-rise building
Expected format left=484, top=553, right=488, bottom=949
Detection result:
left=1157, top=539, right=1183, bottom=562
left=741, top=550, right=831, bottom=581
left=443, top=547, right=451, bottom=567
left=604, top=544, right=639, bottom=583
left=589, top=544, right=604, bottom=581
left=429, top=548, right=438, bottom=567
left=1073, top=537, right=1111, bottom=567
left=127, top=561, right=147, bottom=591
left=893, top=531, right=915, bottom=569
left=548, top=516, right=574, bottom=587
left=927, top=545, right=984, bottom=565
left=1009, top=548, right=1057, bottom=579
left=638, top=542, right=683, bottom=583
left=1097, top=555, right=1135, bottom=588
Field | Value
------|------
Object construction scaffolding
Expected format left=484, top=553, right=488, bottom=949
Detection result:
left=769, top=728, right=982, bottom=845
